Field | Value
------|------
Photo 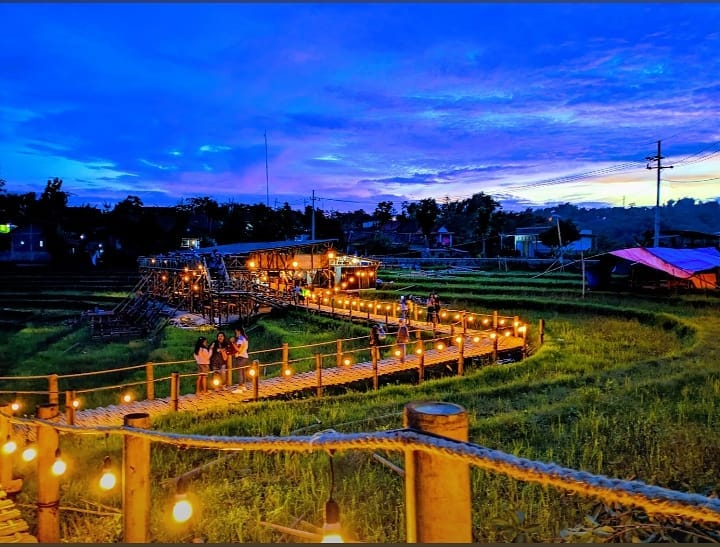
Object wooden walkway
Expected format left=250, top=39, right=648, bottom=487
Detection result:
left=61, top=302, right=526, bottom=428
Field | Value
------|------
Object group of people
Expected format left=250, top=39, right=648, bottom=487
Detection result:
left=425, top=292, right=441, bottom=324
left=192, top=326, right=250, bottom=394
left=369, top=317, right=411, bottom=360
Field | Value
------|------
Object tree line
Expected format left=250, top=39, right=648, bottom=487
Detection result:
left=0, top=177, right=717, bottom=268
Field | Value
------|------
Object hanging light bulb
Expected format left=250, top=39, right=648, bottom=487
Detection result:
left=21, top=444, right=38, bottom=462
left=321, top=451, right=344, bottom=543
left=172, top=478, right=193, bottom=523
left=321, top=498, right=344, bottom=543
left=51, top=448, right=67, bottom=476
left=99, top=456, right=117, bottom=491
left=10, top=401, right=21, bottom=413
left=2, top=435, right=17, bottom=455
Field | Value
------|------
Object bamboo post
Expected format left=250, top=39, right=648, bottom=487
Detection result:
left=492, top=334, right=498, bottom=362
left=37, top=403, right=60, bottom=543
left=457, top=336, right=464, bottom=376
left=315, top=353, right=323, bottom=398
left=0, top=404, right=15, bottom=491
left=64, top=390, right=75, bottom=426
left=123, top=412, right=151, bottom=543
left=538, top=319, right=545, bottom=345
left=462, top=311, right=467, bottom=334
left=493, top=310, right=498, bottom=332
left=403, top=401, right=471, bottom=543
left=450, top=323, right=455, bottom=340
left=226, top=353, right=233, bottom=386
left=372, top=347, right=378, bottom=390
left=513, top=315, right=519, bottom=337
left=145, top=363, right=154, bottom=401
left=418, top=353, right=424, bottom=385
left=251, top=361, right=259, bottom=401
left=170, top=372, right=179, bottom=412
left=48, top=374, right=59, bottom=405
left=336, top=339, right=343, bottom=368
left=282, top=343, right=289, bottom=371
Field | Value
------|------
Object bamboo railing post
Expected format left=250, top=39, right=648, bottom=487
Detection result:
left=315, top=353, right=323, bottom=398
left=65, top=390, right=75, bottom=426
left=457, top=337, right=464, bottom=377
left=251, top=361, right=259, bottom=401
left=226, top=352, right=234, bottom=386
left=418, top=353, right=424, bottom=385
left=282, top=343, right=289, bottom=371
left=0, top=404, right=17, bottom=492
left=170, top=372, right=179, bottom=412
left=48, top=374, right=59, bottom=405
left=372, top=347, right=379, bottom=390
left=538, top=319, right=545, bottom=345
left=450, top=323, right=455, bottom=340
left=403, top=401, right=471, bottom=543
left=462, top=312, right=467, bottom=334
left=123, top=412, right=151, bottom=543
left=492, top=334, right=499, bottom=362
left=145, top=363, right=154, bottom=401
left=513, top=315, right=519, bottom=337
left=336, top=340, right=343, bottom=368
left=37, top=403, right=60, bottom=543
left=493, top=310, right=499, bottom=332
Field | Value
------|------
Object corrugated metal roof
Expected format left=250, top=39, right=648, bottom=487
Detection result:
left=197, top=239, right=337, bottom=255
left=609, top=247, right=720, bottom=278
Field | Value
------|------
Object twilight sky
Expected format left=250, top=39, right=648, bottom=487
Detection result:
left=1, top=3, right=720, bottom=213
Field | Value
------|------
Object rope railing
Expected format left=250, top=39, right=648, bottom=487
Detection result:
left=7, top=414, right=720, bottom=527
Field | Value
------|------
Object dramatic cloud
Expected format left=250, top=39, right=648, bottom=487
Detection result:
left=1, top=3, right=719, bottom=212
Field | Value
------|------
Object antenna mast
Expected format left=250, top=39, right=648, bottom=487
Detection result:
left=264, top=130, right=270, bottom=207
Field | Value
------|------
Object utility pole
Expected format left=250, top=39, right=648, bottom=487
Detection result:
left=264, top=130, right=270, bottom=207
left=311, top=190, right=316, bottom=240
left=646, top=140, right=673, bottom=248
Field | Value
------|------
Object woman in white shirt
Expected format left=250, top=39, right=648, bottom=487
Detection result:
left=193, top=336, right=211, bottom=394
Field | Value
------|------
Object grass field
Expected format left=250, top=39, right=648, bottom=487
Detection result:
left=2, top=268, right=720, bottom=542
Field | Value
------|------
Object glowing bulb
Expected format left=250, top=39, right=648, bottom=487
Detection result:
left=473, top=336, right=480, bottom=343
left=212, top=376, right=221, bottom=386
left=394, top=349, right=401, bottom=357
left=21, top=445, right=37, bottom=462
left=455, top=336, right=462, bottom=344
left=415, top=348, right=423, bottom=355
left=2, top=437, right=17, bottom=455
left=99, top=469, right=117, bottom=490
left=10, top=402, right=20, bottom=412
left=173, top=496, right=193, bottom=523
left=122, top=393, right=133, bottom=403
left=72, top=399, right=80, bottom=409
left=437, top=343, right=445, bottom=350
left=52, top=455, right=67, bottom=476
left=342, top=358, right=351, bottom=367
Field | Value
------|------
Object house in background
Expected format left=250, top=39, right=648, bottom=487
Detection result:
left=514, top=227, right=595, bottom=258
left=0, top=224, right=51, bottom=265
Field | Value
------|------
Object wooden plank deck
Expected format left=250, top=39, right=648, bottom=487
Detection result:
left=65, top=301, right=525, bottom=427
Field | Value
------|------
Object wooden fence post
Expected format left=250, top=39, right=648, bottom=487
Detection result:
left=48, top=374, right=59, bottom=405
left=37, top=403, right=60, bottom=543
left=64, top=390, right=75, bottom=426
left=457, top=337, right=464, bottom=376
left=282, top=343, right=289, bottom=371
left=315, top=353, right=323, bottom=398
left=493, top=310, right=498, bottom=332
left=251, top=360, right=259, bottom=401
left=123, top=412, right=151, bottom=543
left=538, top=319, right=545, bottom=345
left=336, top=339, right=343, bottom=368
left=418, top=353, right=424, bottom=385
left=403, top=401, right=471, bottom=543
left=492, top=334, right=498, bottom=362
left=145, top=363, right=154, bottom=401
left=226, top=353, right=234, bottom=386
left=170, top=372, right=179, bottom=412
left=0, top=404, right=20, bottom=493
left=372, top=347, right=378, bottom=390
left=513, top=315, right=519, bottom=337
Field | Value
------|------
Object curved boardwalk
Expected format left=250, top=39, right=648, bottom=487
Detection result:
left=59, top=302, right=526, bottom=428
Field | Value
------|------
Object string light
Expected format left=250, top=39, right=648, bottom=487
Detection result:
left=21, top=443, right=38, bottom=463
left=99, top=456, right=117, bottom=491
left=51, top=448, right=67, bottom=476
left=321, top=451, right=344, bottom=543
left=2, top=435, right=17, bottom=455
left=172, top=478, right=194, bottom=524
left=122, top=392, right=133, bottom=404
left=10, top=401, right=21, bottom=413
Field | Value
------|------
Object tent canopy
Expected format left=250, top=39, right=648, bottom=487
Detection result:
left=609, top=247, right=720, bottom=279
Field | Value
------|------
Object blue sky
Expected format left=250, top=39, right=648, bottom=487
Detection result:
left=1, top=3, right=719, bottom=213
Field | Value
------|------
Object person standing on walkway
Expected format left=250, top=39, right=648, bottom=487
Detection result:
left=399, top=295, right=408, bottom=319
left=210, top=331, right=230, bottom=382
left=193, top=336, right=211, bottom=394
left=370, top=323, right=385, bottom=359
left=232, top=326, right=250, bottom=393
left=396, top=318, right=410, bottom=361
left=426, top=293, right=436, bottom=324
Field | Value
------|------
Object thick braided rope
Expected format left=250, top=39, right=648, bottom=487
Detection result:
left=14, top=417, right=720, bottom=525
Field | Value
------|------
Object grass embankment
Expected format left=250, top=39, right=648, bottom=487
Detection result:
left=4, top=270, right=720, bottom=542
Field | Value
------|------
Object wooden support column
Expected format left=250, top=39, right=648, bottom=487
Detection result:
left=513, top=315, right=519, bottom=337
left=538, top=319, right=545, bottom=345
left=418, top=353, right=424, bottom=385
left=48, top=374, right=59, bottom=405
left=403, top=401, right=471, bottom=543
left=145, top=363, right=154, bottom=401
left=282, top=343, right=289, bottom=371
left=492, top=334, right=498, bottom=362
left=123, top=412, right=151, bottom=543
left=372, top=347, right=379, bottom=390
left=65, top=390, right=76, bottom=426
left=251, top=361, right=259, bottom=401
left=315, top=353, right=323, bottom=398
left=457, top=336, right=465, bottom=376
left=37, top=403, right=60, bottom=543
left=170, top=372, right=179, bottom=411
left=492, top=310, right=498, bottom=332
left=336, top=339, right=343, bottom=368
left=0, top=404, right=20, bottom=493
